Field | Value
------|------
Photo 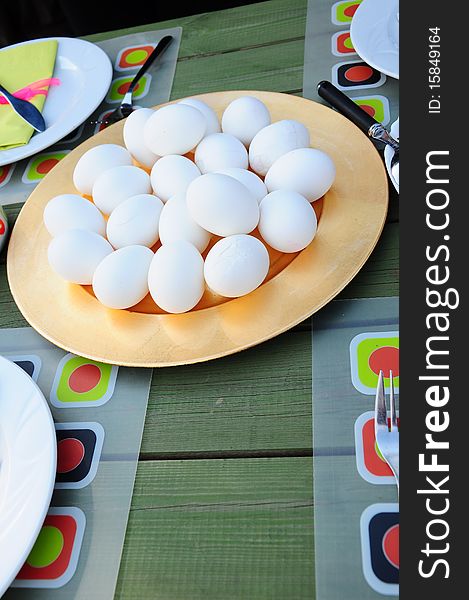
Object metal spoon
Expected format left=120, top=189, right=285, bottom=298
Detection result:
left=0, top=83, right=46, bottom=132
left=96, top=35, right=173, bottom=128
left=317, top=80, right=399, bottom=186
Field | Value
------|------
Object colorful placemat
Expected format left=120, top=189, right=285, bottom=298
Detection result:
left=0, top=27, right=181, bottom=207
left=303, top=0, right=398, bottom=125
left=312, top=297, right=399, bottom=598
left=0, top=327, right=152, bottom=598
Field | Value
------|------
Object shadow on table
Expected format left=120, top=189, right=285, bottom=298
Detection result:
left=0, top=0, right=260, bottom=47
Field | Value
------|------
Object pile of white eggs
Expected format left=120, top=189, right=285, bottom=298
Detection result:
left=44, top=96, right=336, bottom=314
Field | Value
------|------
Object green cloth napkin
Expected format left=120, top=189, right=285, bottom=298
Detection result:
left=0, top=40, right=58, bottom=151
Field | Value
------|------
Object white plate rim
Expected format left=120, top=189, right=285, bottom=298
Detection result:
left=0, top=37, right=113, bottom=167
left=350, top=0, right=399, bottom=79
left=0, top=355, right=57, bottom=596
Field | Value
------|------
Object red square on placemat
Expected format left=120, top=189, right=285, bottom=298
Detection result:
left=0, top=163, right=15, bottom=188
left=331, top=31, right=356, bottom=56
left=355, top=411, right=398, bottom=484
left=14, top=507, right=85, bottom=588
left=116, top=45, right=156, bottom=71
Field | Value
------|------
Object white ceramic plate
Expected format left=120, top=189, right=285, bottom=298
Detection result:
left=0, top=355, right=56, bottom=596
left=384, top=117, right=399, bottom=192
left=350, top=0, right=399, bottom=79
left=0, top=37, right=113, bottom=167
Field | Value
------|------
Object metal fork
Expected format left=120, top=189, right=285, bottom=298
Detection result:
left=375, top=369, right=399, bottom=494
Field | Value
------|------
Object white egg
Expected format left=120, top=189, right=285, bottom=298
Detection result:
left=106, top=194, right=163, bottom=249
left=150, top=155, right=201, bottom=203
left=123, top=108, right=160, bottom=168
left=221, top=96, right=271, bottom=146
left=178, top=97, right=221, bottom=135
left=92, top=165, right=151, bottom=214
left=73, top=144, right=132, bottom=195
left=258, top=190, right=317, bottom=253
left=159, top=193, right=211, bottom=253
left=48, top=229, right=113, bottom=284
left=249, top=119, right=310, bottom=176
left=43, top=194, right=105, bottom=237
left=148, top=241, right=205, bottom=313
left=186, top=173, right=259, bottom=236
left=143, top=104, right=206, bottom=156
left=265, top=148, right=336, bottom=202
left=194, top=133, right=248, bottom=174
left=216, top=168, right=267, bottom=205
left=92, top=245, right=153, bottom=309
left=204, top=234, right=269, bottom=298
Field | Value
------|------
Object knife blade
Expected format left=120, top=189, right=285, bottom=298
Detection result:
left=0, top=83, right=46, bottom=133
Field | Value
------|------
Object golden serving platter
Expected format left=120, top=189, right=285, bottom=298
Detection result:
left=7, top=91, right=388, bottom=367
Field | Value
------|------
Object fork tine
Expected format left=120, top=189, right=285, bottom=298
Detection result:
left=375, top=370, right=387, bottom=427
left=374, top=369, right=399, bottom=494
left=389, top=370, right=397, bottom=431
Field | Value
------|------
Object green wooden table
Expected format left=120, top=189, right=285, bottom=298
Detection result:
left=0, top=1, right=399, bottom=597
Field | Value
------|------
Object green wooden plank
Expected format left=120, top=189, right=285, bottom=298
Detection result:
left=85, top=0, right=307, bottom=60
left=142, top=326, right=312, bottom=455
left=116, top=457, right=314, bottom=600
left=170, top=38, right=305, bottom=98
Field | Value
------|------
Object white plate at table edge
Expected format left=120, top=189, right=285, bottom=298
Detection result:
left=350, top=0, right=399, bottom=79
left=384, top=117, right=399, bottom=192
left=0, top=37, right=113, bottom=167
left=0, top=355, right=56, bottom=595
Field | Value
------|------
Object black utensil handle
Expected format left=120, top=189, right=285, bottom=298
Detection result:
left=128, top=35, right=173, bottom=93
left=317, top=80, right=377, bottom=133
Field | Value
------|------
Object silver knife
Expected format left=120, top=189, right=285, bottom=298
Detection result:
left=0, top=83, right=46, bottom=133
